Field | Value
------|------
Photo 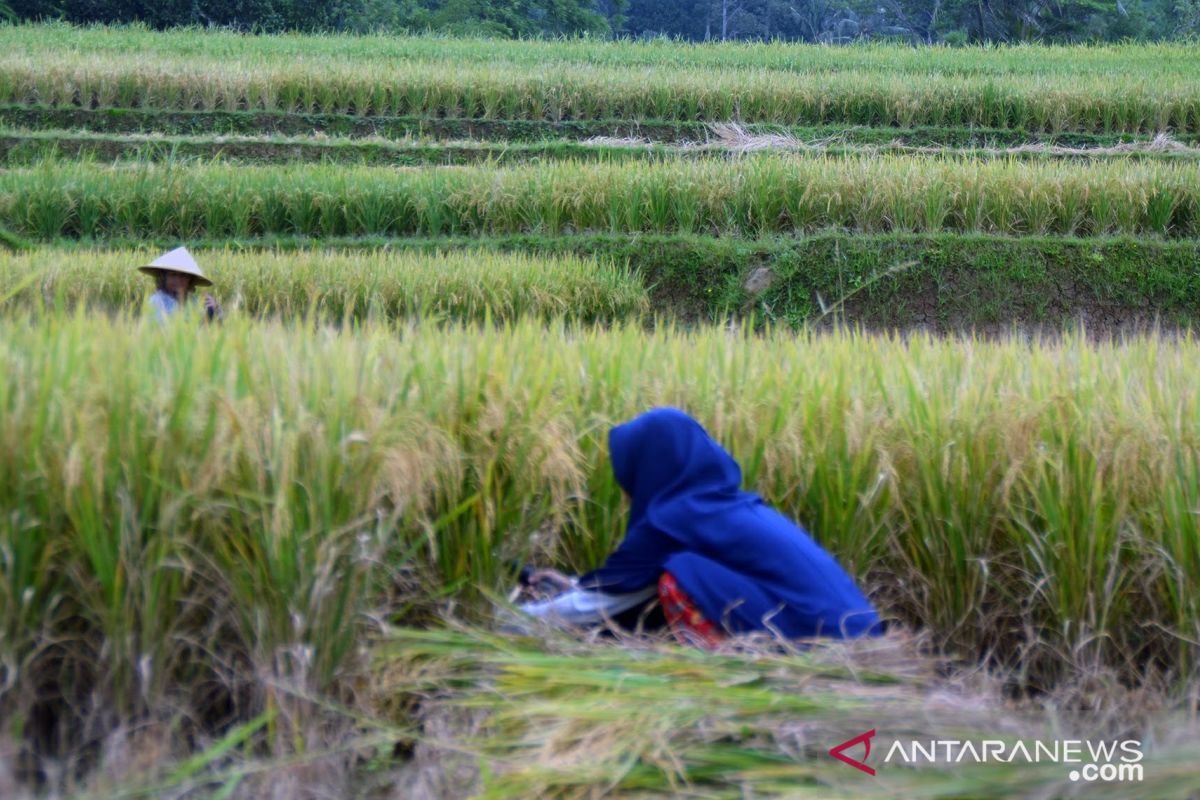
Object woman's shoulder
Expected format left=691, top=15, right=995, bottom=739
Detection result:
left=147, top=290, right=181, bottom=322
left=740, top=502, right=824, bottom=544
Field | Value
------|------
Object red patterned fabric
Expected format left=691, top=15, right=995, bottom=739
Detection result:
left=658, top=571, right=724, bottom=650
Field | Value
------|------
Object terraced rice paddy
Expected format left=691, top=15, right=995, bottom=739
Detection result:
left=7, top=156, right=1200, bottom=240
left=1, top=23, right=1198, bottom=799
left=8, top=27, right=1200, bottom=131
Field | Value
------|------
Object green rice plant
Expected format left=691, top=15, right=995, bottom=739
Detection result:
left=7, top=156, right=1200, bottom=242
left=15, top=159, right=75, bottom=238
left=1115, top=180, right=1148, bottom=234
left=1019, top=181, right=1051, bottom=235
left=1, top=314, right=1198, bottom=713
left=1088, top=188, right=1118, bottom=236
left=282, top=186, right=323, bottom=237
left=345, top=187, right=395, bottom=236
left=1053, top=179, right=1087, bottom=236
left=644, top=172, right=676, bottom=235
left=1147, top=185, right=1181, bottom=235
left=74, top=188, right=109, bottom=239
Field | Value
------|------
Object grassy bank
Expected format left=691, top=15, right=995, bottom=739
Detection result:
left=5, top=157, right=1200, bottom=242
left=6, top=129, right=1199, bottom=168
left=0, top=130, right=679, bottom=167
left=0, top=248, right=648, bottom=323
left=11, top=107, right=1200, bottom=148
left=11, top=235, right=1200, bottom=332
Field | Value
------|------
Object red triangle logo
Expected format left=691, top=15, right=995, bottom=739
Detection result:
left=829, top=729, right=877, bottom=775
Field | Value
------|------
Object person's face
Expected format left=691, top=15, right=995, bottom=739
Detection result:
left=163, top=271, right=193, bottom=298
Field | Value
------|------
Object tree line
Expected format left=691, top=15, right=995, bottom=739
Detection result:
left=7, top=0, right=1200, bottom=41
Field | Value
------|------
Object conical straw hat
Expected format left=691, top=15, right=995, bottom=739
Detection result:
left=138, top=246, right=212, bottom=287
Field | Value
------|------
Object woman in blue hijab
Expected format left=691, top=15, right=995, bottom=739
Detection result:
left=518, top=408, right=883, bottom=646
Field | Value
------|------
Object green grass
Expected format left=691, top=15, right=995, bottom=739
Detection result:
left=4, top=156, right=1200, bottom=242
left=0, top=246, right=649, bottom=323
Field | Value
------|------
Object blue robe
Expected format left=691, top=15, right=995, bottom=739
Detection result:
left=577, top=408, right=883, bottom=639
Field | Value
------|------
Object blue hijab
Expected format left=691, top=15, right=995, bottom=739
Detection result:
left=577, top=408, right=883, bottom=639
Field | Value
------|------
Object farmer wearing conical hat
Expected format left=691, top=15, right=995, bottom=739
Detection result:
left=139, top=246, right=222, bottom=322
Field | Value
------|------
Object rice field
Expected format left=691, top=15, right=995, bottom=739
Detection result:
left=6, top=26, right=1200, bottom=132
left=10, top=53, right=1200, bottom=132
left=3, top=315, right=1200, bottom=795
left=0, top=248, right=648, bottom=322
left=3, top=22, right=1200, bottom=799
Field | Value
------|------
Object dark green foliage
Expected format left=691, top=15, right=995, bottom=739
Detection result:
left=0, top=223, right=28, bottom=250
left=3, top=0, right=1196, bottom=39
left=9, top=0, right=353, bottom=31
left=365, top=0, right=611, bottom=37
left=9, top=0, right=618, bottom=35
left=623, top=0, right=1197, bottom=42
